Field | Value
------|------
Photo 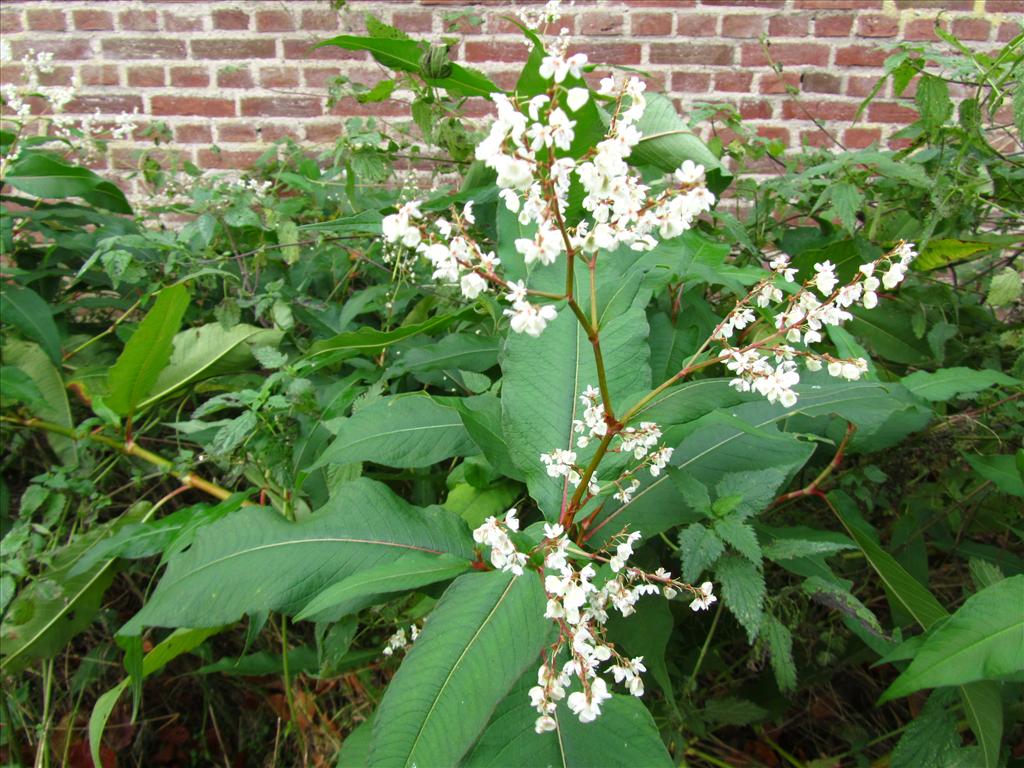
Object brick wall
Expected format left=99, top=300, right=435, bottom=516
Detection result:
left=1, top=0, right=1022, bottom=188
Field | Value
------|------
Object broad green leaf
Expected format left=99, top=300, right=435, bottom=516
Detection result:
left=295, top=551, right=470, bottom=621
left=901, top=367, right=1020, bottom=402
left=985, top=267, right=1022, bottom=307
left=763, top=615, right=797, bottom=692
left=881, top=575, right=1024, bottom=701
left=0, top=365, right=44, bottom=409
left=463, top=669, right=672, bottom=768
left=120, top=479, right=474, bottom=634
left=629, top=92, right=724, bottom=174
left=502, top=302, right=651, bottom=521
left=106, top=284, right=189, bottom=417
left=715, top=555, right=765, bottom=643
left=137, top=323, right=282, bottom=410
left=337, top=720, right=374, bottom=768
left=314, top=394, right=477, bottom=469
left=678, top=523, right=724, bottom=583
left=890, top=690, right=961, bottom=768
left=4, top=152, right=132, bottom=213
left=3, top=340, right=77, bottom=466
left=847, top=305, right=932, bottom=366
left=451, top=394, right=524, bottom=481
left=367, top=571, right=548, bottom=768
left=714, top=517, right=761, bottom=563
left=913, top=239, right=991, bottom=271
left=703, top=697, right=768, bottom=726
left=308, top=311, right=469, bottom=363
left=966, top=452, right=1024, bottom=497
left=444, top=482, right=519, bottom=529
left=389, top=333, right=499, bottom=376
left=760, top=525, right=855, bottom=561
left=0, top=285, right=62, bottom=363
left=916, top=74, right=953, bottom=130
left=90, top=627, right=219, bottom=767
left=605, top=596, right=675, bottom=700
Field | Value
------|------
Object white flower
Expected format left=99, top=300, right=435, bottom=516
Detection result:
left=813, top=260, right=838, bottom=295
left=460, top=272, right=487, bottom=300
left=381, top=200, right=423, bottom=248
left=566, top=87, right=589, bottom=112
left=690, top=581, right=717, bottom=612
left=505, top=300, right=558, bottom=337
left=539, top=52, right=588, bottom=83
left=462, top=200, right=476, bottom=224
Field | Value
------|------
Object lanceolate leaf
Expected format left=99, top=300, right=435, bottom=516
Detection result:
left=3, top=340, right=77, bottom=466
left=368, top=571, right=549, bottom=768
left=120, top=479, right=474, bottom=634
left=628, top=92, right=724, bottom=174
left=313, top=394, right=478, bottom=469
left=3, top=152, right=133, bottom=213
left=901, top=367, right=1019, bottom=402
left=881, top=575, right=1024, bottom=701
left=0, top=284, right=62, bottom=364
left=106, top=284, right=190, bottom=417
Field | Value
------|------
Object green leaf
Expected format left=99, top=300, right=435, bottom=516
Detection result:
left=802, top=576, right=884, bottom=639
left=120, top=479, right=474, bottom=634
left=452, top=394, right=524, bottom=482
left=985, top=267, right=1022, bottom=307
left=4, top=152, right=132, bottom=213
left=308, top=311, right=470, bottom=363
left=629, top=92, right=724, bottom=174
left=881, top=575, right=1024, bottom=701
left=464, top=670, right=672, bottom=768
left=966, top=452, right=1024, bottom=497
left=703, top=697, right=768, bottom=726
left=3, top=340, right=77, bottom=466
left=0, top=365, right=44, bottom=409
left=847, top=304, right=932, bottom=366
left=106, top=284, right=189, bottom=417
left=915, top=74, right=953, bottom=130
left=89, top=627, right=220, bottom=767
left=367, top=571, right=548, bottom=768
left=295, top=551, right=470, bottom=621
left=760, top=525, right=855, bottom=561
left=678, top=523, right=724, bottom=583
left=314, top=394, right=478, bottom=469
left=714, top=517, right=761, bottom=563
left=823, top=181, right=863, bottom=234
left=716, top=555, right=765, bottom=643
left=762, top=615, right=797, bottom=692
left=137, top=323, right=282, bottom=410
left=890, top=690, right=961, bottom=768
left=605, top=597, right=675, bottom=700
left=389, top=333, right=499, bottom=376
left=914, top=239, right=991, bottom=271
left=337, top=720, right=374, bottom=768
left=901, top=367, right=1020, bottom=402
left=0, top=285, right=62, bottom=363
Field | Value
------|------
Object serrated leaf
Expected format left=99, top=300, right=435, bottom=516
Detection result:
left=714, top=517, right=761, bottom=563
left=716, top=555, right=765, bottom=643
left=120, top=479, right=474, bottom=635
left=763, top=615, right=796, bottom=692
left=314, top=394, right=478, bottom=469
left=824, top=182, right=863, bottom=234
left=882, top=575, right=1024, bottom=701
left=985, top=267, right=1022, bottom=307
left=890, top=690, right=961, bottom=768
left=901, top=367, right=1020, bottom=402
left=678, top=523, right=725, bottom=583
left=0, top=285, right=62, bottom=364
left=913, top=239, right=991, bottom=271
left=916, top=74, right=953, bottom=130
left=368, top=571, right=549, bottom=768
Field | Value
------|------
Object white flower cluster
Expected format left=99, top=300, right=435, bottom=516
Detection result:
left=472, top=508, right=528, bottom=576
left=712, top=242, right=918, bottom=408
left=381, top=622, right=420, bottom=657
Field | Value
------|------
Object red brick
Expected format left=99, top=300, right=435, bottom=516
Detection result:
left=986, top=0, right=1024, bottom=10
left=579, top=11, right=623, bottom=35
left=651, top=43, right=733, bottom=65
left=175, top=123, right=213, bottom=143
left=996, top=21, right=1022, bottom=41
left=73, top=10, right=113, bottom=31
left=715, top=71, right=754, bottom=92
left=151, top=96, right=236, bottom=118
left=127, top=66, right=165, bottom=88
left=677, top=14, right=718, bottom=36
left=631, top=12, right=673, bottom=36
left=756, top=125, right=790, bottom=145
left=701, top=0, right=783, bottom=6
left=741, top=42, right=829, bottom=66
left=857, top=14, right=898, bottom=37
left=846, top=75, right=878, bottom=98
left=722, top=14, right=765, bottom=37
left=301, top=9, right=340, bottom=31
left=163, top=12, right=203, bottom=32
left=119, top=9, right=159, bottom=31
left=464, top=41, right=527, bottom=63
left=26, top=9, right=65, bottom=31
left=67, top=95, right=144, bottom=115
left=844, top=127, right=882, bottom=148
left=570, top=42, right=642, bottom=65
left=242, top=97, right=323, bottom=118
left=259, top=67, right=300, bottom=89
left=103, top=39, right=185, bottom=59
left=255, top=9, right=295, bottom=32
left=191, top=40, right=275, bottom=59
left=11, top=40, right=91, bottom=60
left=800, top=129, right=834, bottom=148
left=769, top=15, right=809, bottom=36
left=217, top=68, right=254, bottom=89
left=260, top=124, right=302, bottom=142
left=868, top=101, right=918, bottom=123
left=815, top=14, right=854, bottom=36
left=36, top=66, right=73, bottom=87
left=197, top=149, right=265, bottom=169
left=80, top=64, right=120, bottom=87
left=952, top=18, right=991, bottom=40
left=284, top=40, right=363, bottom=60
left=835, top=46, right=888, bottom=67
left=783, top=100, right=857, bottom=121
left=217, top=123, right=259, bottom=143
left=740, top=100, right=773, bottom=119
left=306, top=122, right=341, bottom=143
left=304, top=67, right=343, bottom=89
left=392, top=10, right=433, bottom=32
left=0, top=11, right=23, bottom=34
left=170, top=66, right=209, bottom=88
left=0, top=63, right=23, bottom=85
left=888, top=137, right=914, bottom=150
left=802, top=71, right=841, bottom=93
left=671, top=71, right=711, bottom=92
left=329, top=98, right=408, bottom=118
left=904, top=19, right=941, bottom=41
left=759, top=71, right=800, bottom=94
left=213, top=9, right=249, bottom=30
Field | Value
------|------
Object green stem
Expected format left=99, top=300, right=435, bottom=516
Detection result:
left=62, top=298, right=142, bottom=362
left=686, top=599, right=723, bottom=695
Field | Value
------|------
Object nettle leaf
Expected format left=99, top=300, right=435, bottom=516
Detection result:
left=464, top=668, right=672, bottom=768
left=901, top=367, right=1020, bottom=402
left=762, top=615, right=797, bottom=693
left=715, top=555, right=765, bottom=643
left=368, top=571, right=549, bottom=768
left=881, top=575, right=1024, bottom=701
left=313, top=394, right=478, bottom=469
left=915, top=74, right=953, bottom=130
left=120, top=479, right=474, bottom=634
left=822, top=181, right=863, bottom=234
left=890, top=691, right=962, bottom=768
left=0, top=284, right=62, bottom=364
left=985, top=266, right=1022, bottom=307
left=714, top=517, right=761, bottom=564
left=106, top=284, right=189, bottom=417
left=678, top=523, right=725, bottom=583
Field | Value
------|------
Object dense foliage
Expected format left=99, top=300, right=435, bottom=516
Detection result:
left=1, top=10, right=1022, bottom=768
